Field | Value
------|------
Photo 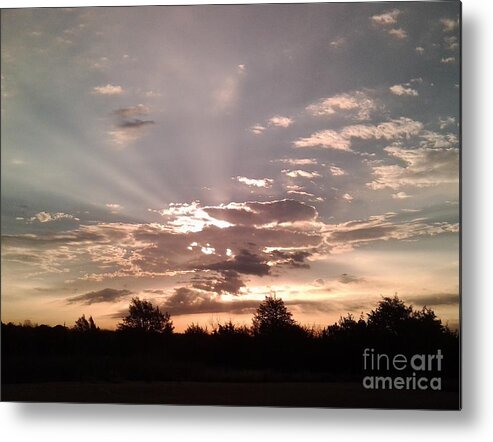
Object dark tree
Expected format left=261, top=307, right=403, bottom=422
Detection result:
left=74, top=314, right=98, bottom=332
left=118, top=297, right=174, bottom=334
left=367, top=295, right=414, bottom=335
left=252, top=295, right=297, bottom=336
left=213, top=320, right=250, bottom=337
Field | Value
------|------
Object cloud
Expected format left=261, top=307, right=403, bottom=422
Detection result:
left=325, top=211, right=459, bottom=253
left=277, top=158, right=317, bottom=166
left=106, top=103, right=156, bottom=147
left=415, top=46, right=425, bottom=54
left=392, top=192, right=412, bottom=199
left=201, top=249, right=271, bottom=276
left=329, top=165, right=346, bottom=176
left=342, top=193, right=353, bottom=202
left=306, top=90, right=376, bottom=121
left=282, top=169, right=321, bottom=179
left=203, top=199, right=318, bottom=227
left=268, top=115, right=294, bottom=128
left=388, top=28, right=407, bottom=40
left=444, top=36, right=459, bottom=51
left=389, top=84, right=418, bottom=96
left=294, top=130, right=352, bottom=151
left=106, top=203, right=123, bottom=213
left=404, top=293, right=459, bottom=307
left=441, top=57, right=456, bottom=64
left=250, top=124, right=266, bottom=135
left=67, top=288, right=133, bottom=305
left=329, top=36, right=346, bottom=49
left=367, top=145, right=459, bottom=190
left=92, top=84, right=123, bottom=95
left=370, top=9, right=400, bottom=27
left=441, top=18, right=459, bottom=33
left=235, top=176, right=273, bottom=188
left=338, top=273, right=364, bottom=284
left=112, top=104, right=149, bottom=118
left=29, top=212, right=79, bottom=223
left=294, top=117, right=423, bottom=151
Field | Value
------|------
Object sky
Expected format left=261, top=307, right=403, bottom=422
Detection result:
left=1, top=2, right=460, bottom=331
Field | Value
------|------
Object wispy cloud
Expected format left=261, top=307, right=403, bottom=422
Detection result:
left=67, top=288, right=133, bottom=305
left=306, top=90, right=376, bottom=121
left=388, top=28, right=407, bottom=40
left=268, top=115, right=294, bottom=128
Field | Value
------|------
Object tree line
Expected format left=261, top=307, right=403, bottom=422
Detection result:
left=1, top=295, right=459, bottom=385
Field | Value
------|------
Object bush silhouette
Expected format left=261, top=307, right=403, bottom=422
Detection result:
left=74, top=314, right=98, bottom=333
left=118, top=297, right=174, bottom=334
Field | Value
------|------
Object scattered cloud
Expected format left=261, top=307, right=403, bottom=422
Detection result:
left=112, top=104, right=149, bottom=118
left=389, top=84, right=418, bottom=96
left=306, top=90, right=377, bottom=121
left=392, top=192, right=412, bottom=199
left=282, top=169, right=321, bottom=179
left=367, top=145, right=459, bottom=190
left=329, top=165, right=346, bottom=176
left=342, top=193, right=353, bottom=202
left=294, top=117, right=423, bottom=151
left=268, top=115, right=294, bottom=128
left=235, top=176, right=273, bottom=188
left=415, top=46, right=425, bottom=54
left=441, top=57, right=456, bottom=64
left=250, top=124, right=266, bottom=135
left=92, top=84, right=123, bottom=95
left=370, top=9, right=400, bottom=27
left=388, top=28, right=407, bottom=40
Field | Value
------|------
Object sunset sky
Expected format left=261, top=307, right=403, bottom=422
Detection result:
left=1, top=3, right=460, bottom=331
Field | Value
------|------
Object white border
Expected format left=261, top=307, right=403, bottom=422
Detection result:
left=2, top=0, right=493, bottom=439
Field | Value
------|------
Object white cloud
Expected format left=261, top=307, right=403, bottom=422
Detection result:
left=277, top=158, right=317, bottom=166
left=268, top=115, right=294, bottom=128
left=329, top=165, right=346, bottom=176
left=235, top=176, right=273, bottom=188
left=29, top=212, right=79, bottom=223
left=370, top=9, right=400, bottom=26
left=415, top=46, right=425, bottom=54
left=106, top=203, right=123, bottom=213
left=282, top=170, right=321, bottom=179
left=388, top=28, right=407, bottom=40
left=392, top=192, right=412, bottom=199
left=342, top=193, right=353, bottom=202
left=438, top=117, right=456, bottom=130
left=367, top=145, right=459, bottom=190
left=293, top=129, right=352, bottom=151
left=92, top=84, right=123, bottom=95
left=444, top=36, right=459, bottom=51
left=250, top=124, right=266, bottom=135
left=306, top=90, right=376, bottom=121
left=389, top=84, right=418, bottom=96
left=294, top=117, right=423, bottom=151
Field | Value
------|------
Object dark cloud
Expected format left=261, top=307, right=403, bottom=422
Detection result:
left=160, top=287, right=260, bottom=316
left=268, top=250, right=312, bottom=269
left=201, top=249, right=270, bottom=276
left=191, top=270, right=246, bottom=295
left=404, top=293, right=459, bottom=307
left=338, top=273, right=365, bottom=284
left=117, top=119, right=155, bottom=129
left=67, top=288, right=133, bottom=305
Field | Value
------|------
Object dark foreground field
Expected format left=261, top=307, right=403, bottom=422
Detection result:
left=1, top=381, right=460, bottom=409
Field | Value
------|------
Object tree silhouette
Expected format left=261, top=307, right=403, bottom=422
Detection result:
left=184, top=323, right=209, bottom=336
left=252, top=295, right=297, bottom=336
left=367, top=295, right=413, bottom=335
left=74, top=314, right=98, bottom=332
left=118, top=297, right=174, bottom=334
